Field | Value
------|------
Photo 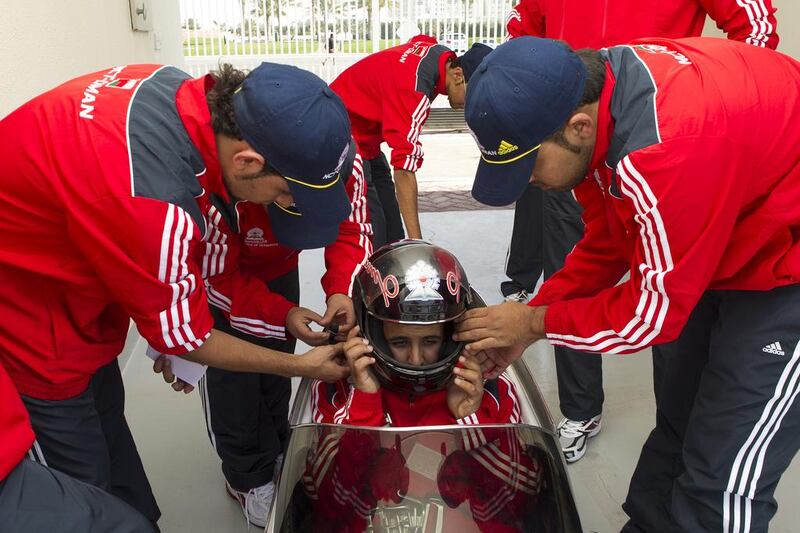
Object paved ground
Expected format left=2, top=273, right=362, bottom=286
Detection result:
left=398, top=132, right=515, bottom=212
left=419, top=189, right=508, bottom=212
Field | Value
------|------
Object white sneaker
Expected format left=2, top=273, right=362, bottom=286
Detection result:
left=225, top=480, right=275, bottom=528
left=504, top=289, right=531, bottom=303
left=557, top=415, right=602, bottom=463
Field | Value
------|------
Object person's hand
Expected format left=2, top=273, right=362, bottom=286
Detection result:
left=296, top=342, right=349, bottom=382
left=343, top=326, right=380, bottom=393
left=454, top=303, right=547, bottom=353
left=286, top=306, right=330, bottom=346
left=321, top=293, right=355, bottom=341
left=447, top=354, right=485, bottom=419
left=473, top=344, right=527, bottom=379
left=152, top=355, right=195, bottom=394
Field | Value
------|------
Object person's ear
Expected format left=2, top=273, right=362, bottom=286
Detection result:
left=451, top=66, right=465, bottom=84
left=231, top=148, right=265, bottom=174
left=564, top=112, right=596, bottom=144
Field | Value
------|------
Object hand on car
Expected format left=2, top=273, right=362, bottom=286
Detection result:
left=446, top=354, right=484, bottom=419
left=343, top=326, right=380, bottom=393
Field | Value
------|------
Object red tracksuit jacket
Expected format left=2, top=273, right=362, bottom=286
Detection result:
left=311, top=373, right=522, bottom=427
left=0, top=65, right=369, bottom=399
left=0, top=362, right=35, bottom=480
left=531, top=38, right=800, bottom=354
left=330, top=35, right=455, bottom=172
left=506, top=0, right=778, bottom=48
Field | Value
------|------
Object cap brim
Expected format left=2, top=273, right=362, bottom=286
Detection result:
left=281, top=138, right=356, bottom=228
left=266, top=201, right=341, bottom=249
left=285, top=173, right=351, bottom=225
left=471, top=150, right=538, bottom=206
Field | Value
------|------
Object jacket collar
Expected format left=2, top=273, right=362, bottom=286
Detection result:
left=175, top=74, right=231, bottom=204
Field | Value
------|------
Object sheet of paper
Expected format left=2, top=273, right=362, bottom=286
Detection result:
left=145, top=346, right=207, bottom=386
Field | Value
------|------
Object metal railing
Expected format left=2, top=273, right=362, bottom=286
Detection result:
left=179, top=0, right=513, bottom=81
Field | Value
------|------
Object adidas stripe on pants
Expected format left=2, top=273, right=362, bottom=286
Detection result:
left=621, top=284, right=800, bottom=533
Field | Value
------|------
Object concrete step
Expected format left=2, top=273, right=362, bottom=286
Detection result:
left=422, top=107, right=468, bottom=133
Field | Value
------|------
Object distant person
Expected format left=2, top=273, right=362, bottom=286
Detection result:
left=331, top=36, right=466, bottom=247
left=328, top=32, right=335, bottom=53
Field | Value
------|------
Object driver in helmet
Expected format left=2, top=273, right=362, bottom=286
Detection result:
left=302, top=241, right=524, bottom=532
left=312, top=240, right=521, bottom=426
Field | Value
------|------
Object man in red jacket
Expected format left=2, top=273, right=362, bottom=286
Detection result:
left=457, top=37, right=800, bottom=531
left=0, top=62, right=354, bottom=526
left=0, top=363, right=154, bottom=532
left=331, top=35, right=467, bottom=247
left=499, top=0, right=778, bottom=465
left=198, top=139, right=371, bottom=527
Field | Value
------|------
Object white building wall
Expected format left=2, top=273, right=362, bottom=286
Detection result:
left=0, top=0, right=184, bottom=118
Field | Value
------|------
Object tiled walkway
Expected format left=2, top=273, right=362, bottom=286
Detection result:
left=418, top=189, right=510, bottom=212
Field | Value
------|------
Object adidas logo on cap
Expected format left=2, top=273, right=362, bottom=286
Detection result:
left=762, top=342, right=785, bottom=356
left=497, top=140, right=518, bottom=156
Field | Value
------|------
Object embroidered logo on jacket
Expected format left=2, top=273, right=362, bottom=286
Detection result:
left=244, top=227, right=276, bottom=248
left=399, top=42, right=431, bottom=63
left=634, top=44, right=692, bottom=65
left=106, top=78, right=139, bottom=90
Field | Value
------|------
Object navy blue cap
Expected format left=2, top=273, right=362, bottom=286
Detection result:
left=266, top=139, right=357, bottom=249
left=459, top=43, right=493, bottom=83
left=465, top=37, right=586, bottom=206
left=233, top=62, right=352, bottom=245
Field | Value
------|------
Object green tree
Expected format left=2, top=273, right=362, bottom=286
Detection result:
left=241, top=0, right=285, bottom=41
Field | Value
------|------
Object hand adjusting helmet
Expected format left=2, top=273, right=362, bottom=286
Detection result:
left=352, top=240, right=486, bottom=394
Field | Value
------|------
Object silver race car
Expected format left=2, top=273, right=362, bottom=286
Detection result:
left=265, top=360, right=582, bottom=533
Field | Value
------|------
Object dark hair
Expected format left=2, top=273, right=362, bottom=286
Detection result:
left=545, top=48, right=606, bottom=152
left=206, top=64, right=280, bottom=180
left=573, top=48, right=606, bottom=107
left=447, top=56, right=462, bottom=69
left=206, top=63, right=247, bottom=139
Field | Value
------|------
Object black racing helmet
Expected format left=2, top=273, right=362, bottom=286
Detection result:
left=352, top=240, right=486, bottom=395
